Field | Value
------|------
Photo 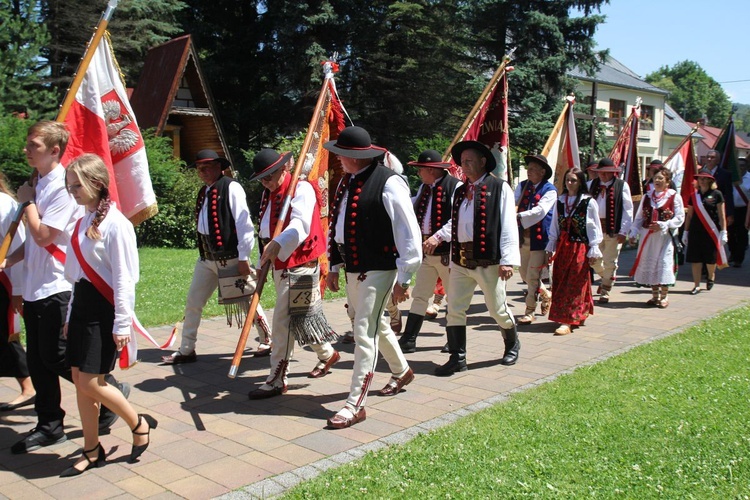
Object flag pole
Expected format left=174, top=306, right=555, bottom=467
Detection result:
left=56, top=0, right=119, bottom=122
left=662, top=124, right=700, bottom=166
left=228, top=58, right=337, bottom=378
left=443, top=51, right=514, bottom=161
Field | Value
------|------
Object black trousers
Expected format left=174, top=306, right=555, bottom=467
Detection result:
left=23, top=292, right=72, bottom=433
left=728, top=206, right=748, bottom=264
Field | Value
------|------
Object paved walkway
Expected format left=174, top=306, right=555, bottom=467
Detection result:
left=1, top=249, right=748, bottom=499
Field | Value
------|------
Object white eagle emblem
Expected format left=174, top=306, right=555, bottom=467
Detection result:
left=103, top=99, right=139, bottom=155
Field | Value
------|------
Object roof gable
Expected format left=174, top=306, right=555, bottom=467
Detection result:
left=569, top=55, right=668, bottom=96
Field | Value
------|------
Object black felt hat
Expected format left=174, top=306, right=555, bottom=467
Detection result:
left=595, top=157, right=620, bottom=172
left=407, top=149, right=452, bottom=169
left=450, top=140, right=496, bottom=172
left=249, top=149, right=292, bottom=182
left=189, top=149, right=231, bottom=169
left=323, top=126, right=385, bottom=159
left=523, top=153, right=553, bottom=180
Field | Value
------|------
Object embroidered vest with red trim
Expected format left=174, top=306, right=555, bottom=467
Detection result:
left=556, top=197, right=591, bottom=244
left=260, top=174, right=325, bottom=269
left=517, top=179, right=555, bottom=250
left=328, top=161, right=399, bottom=272
left=413, top=173, right=460, bottom=255
left=590, top=178, right=625, bottom=236
left=451, top=175, right=505, bottom=265
left=641, top=192, right=676, bottom=228
left=195, top=176, right=240, bottom=260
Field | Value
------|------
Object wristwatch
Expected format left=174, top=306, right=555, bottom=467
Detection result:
left=398, top=281, right=410, bottom=290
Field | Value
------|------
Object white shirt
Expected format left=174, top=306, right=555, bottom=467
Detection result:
left=197, top=179, right=255, bottom=261
left=732, top=172, right=750, bottom=208
left=333, top=171, right=422, bottom=284
left=629, top=189, right=685, bottom=239
left=514, top=180, right=557, bottom=229
left=412, top=178, right=462, bottom=242
left=260, top=180, right=314, bottom=263
left=0, top=193, right=26, bottom=294
left=546, top=194, right=603, bottom=259
left=594, top=179, right=634, bottom=236
left=65, top=205, right=139, bottom=336
left=23, top=165, right=83, bottom=302
left=455, top=174, right=520, bottom=267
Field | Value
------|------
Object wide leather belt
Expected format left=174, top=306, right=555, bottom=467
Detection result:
left=456, top=242, right=494, bottom=270
left=198, top=234, right=238, bottom=261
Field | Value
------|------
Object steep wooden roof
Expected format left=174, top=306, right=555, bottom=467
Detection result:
left=130, top=35, right=233, bottom=167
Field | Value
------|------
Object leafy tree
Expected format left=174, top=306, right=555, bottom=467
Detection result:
left=42, top=0, right=186, bottom=96
left=0, top=0, right=57, bottom=115
left=466, top=0, right=608, bottom=156
left=645, top=60, right=732, bottom=127
left=733, top=103, right=750, bottom=135
left=0, top=113, right=33, bottom=189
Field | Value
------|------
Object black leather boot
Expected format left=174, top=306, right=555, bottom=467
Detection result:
left=500, top=324, right=520, bottom=366
left=398, top=313, right=425, bottom=354
left=435, top=326, right=467, bottom=376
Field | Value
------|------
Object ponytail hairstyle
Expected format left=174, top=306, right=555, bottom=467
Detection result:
left=66, top=154, right=111, bottom=240
left=0, top=172, right=16, bottom=199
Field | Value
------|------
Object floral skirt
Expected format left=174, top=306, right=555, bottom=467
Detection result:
left=549, top=237, right=593, bottom=326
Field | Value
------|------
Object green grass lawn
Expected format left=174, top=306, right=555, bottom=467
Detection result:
left=284, top=306, right=750, bottom=498
left=136, top=247, right=348, bottom=327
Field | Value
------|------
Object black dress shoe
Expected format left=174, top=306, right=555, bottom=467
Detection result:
left=440, top=342, right=450, bottom=353
left=130, top=414, right=158, bottom=463
left=11, top=427, right=67, bottom=454
left=0, top=395, right=35, bottom=411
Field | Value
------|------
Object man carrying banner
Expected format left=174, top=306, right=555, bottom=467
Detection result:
left=247, top=149, right=339, bottom=399
left=324, top=126, right=421, bottom=429
left=162, top=150, right=271, bottom=365
left=5, top=121, right=128, bottom=453
left=436, top=141, right=520, bottom=376
left=515, top=154, right=556, bottom=324
left=589, top=158, right=634, bottom=304
left=398, top=150, right=461, bottom=353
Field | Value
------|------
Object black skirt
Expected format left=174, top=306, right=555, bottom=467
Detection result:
left=66, top=280, right=117, bottom=374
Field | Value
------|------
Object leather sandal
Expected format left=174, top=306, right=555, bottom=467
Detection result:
left=161, top=351, right=197, bottom=365
left=253, top=343, right=272, bottom=357
left=60, top=443, right=105, bottom=477
left=248, top=385, right=287, bottom=400
left=327, top=408, right=366, bottom=429
left=309, top=351, right=341, bottom=378
left=554, top=324, right=572, bottom=336
left=378, top=368, right=414, bottom=396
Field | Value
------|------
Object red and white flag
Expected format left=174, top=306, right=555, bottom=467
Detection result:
left=664, top=138, right=698, bottom=207
left=60, top=35, right=157, bottom=225
left=545, top=96, right=580, bottom=193
left=609, top=103, right=643, bottom=199
left=446, top=70, right=511, bottom=182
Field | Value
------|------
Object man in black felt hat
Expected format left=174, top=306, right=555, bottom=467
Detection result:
left=589, top=157, right=634, bottom=304
left=162, top=149, right=271, bottom=365
left=436, top=140, right=521, bottom=376
left=323, top=126, right=422, bottom=429
left=514, top=154, right=557, bottom=324
left=246, top=148, right=340, bottom=399
left=398, top=150, right=462, bottom=353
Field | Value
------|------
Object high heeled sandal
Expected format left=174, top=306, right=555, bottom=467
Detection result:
left=60, top=443, right=105, bottom=477
left=706, top=279, right=715, bottom=291
left=129, top=413, right=158, bottom=463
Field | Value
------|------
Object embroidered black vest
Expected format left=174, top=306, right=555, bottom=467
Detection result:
left=641, top=192, right=676, bottom=228
left=450, top=175, right=505, bottom=265
left=590, top=178, right=625, bottom=236
left=329, top=161, right=399, bottom=272
left=195, top=175, right=239, bottom=260
left=556, top=196, right=591, bottom=244
left=414, top=173, right=460, bottom=255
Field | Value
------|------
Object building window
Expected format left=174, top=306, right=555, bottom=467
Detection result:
left=608, top=99, right=627, bottom=134
left=640, top=105, right=655, bottom=131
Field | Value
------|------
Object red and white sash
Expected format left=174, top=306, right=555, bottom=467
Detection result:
left=71, top=219, right=176, bottom=369
left=692, top=191, right=728, bottom=268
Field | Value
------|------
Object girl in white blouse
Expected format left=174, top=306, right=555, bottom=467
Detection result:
left=60, top=154, right=156, bottom=477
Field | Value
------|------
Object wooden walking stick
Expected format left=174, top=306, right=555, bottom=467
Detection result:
left=228, top=61, right=338, bottom=378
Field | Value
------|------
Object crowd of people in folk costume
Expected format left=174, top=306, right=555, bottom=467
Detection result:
left=1, top=121, right=747, bottom=475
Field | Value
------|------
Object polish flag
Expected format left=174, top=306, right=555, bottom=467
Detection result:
left=60, top=35, right=157, bottom=225
left=664, top=138, right=698, bottom=206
